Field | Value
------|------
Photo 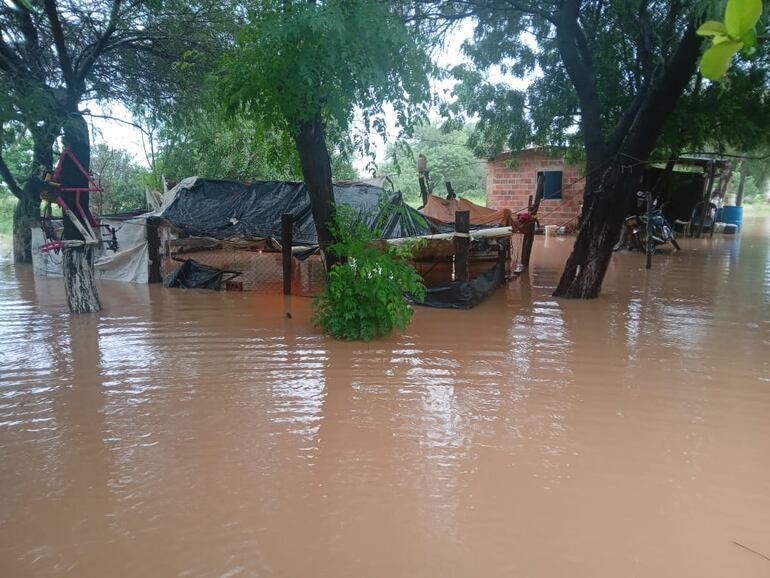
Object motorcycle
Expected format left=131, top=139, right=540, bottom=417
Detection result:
left=616, top=191, right=681, bottom=252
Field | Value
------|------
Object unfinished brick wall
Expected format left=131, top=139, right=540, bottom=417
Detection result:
left=486, top=150, right=584, bottom=228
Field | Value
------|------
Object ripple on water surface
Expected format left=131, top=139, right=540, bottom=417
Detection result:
left=0, top=220, right=769, bottom=578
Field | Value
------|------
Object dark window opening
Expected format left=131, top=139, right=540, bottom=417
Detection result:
left=538, top=170, right=563, bottom=199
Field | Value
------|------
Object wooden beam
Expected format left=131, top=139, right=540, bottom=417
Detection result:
left=454, top=210, right=470, bottom=282
left=282, top=213, right=293, bottom=295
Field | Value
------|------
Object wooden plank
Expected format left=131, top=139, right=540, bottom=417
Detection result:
left=454, top=210, right=470, bottom=282
left=282, top=213, right=293, bottom=295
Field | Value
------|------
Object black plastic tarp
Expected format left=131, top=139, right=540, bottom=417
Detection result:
left=412, top=261, right=504, bottom=309
left=164, top=259, right=240, bottom=290
left=160, top=179, right=436, bottom=245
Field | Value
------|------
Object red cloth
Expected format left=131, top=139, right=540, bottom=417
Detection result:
left=420, top=194, right=525, bottom=231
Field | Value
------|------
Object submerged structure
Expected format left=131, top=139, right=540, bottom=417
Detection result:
left=32, top=177, right=525, bottom=308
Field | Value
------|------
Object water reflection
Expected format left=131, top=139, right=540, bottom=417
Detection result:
left=0, top=218, right=769, bottom=577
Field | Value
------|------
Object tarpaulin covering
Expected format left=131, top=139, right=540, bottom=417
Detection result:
left=421, top=194, right=524, bottom=231
left=159, top=178, right=436, bottom=244
left=31, top=214, right=151, bottom=283
left=411, top=261, right=504, bottom=309
left=163, top=259, right=240, bottom=290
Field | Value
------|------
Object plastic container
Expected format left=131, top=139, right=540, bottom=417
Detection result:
left=721, top=205, right=743, bottom=228
left=544, top=225, right=558, bottom=237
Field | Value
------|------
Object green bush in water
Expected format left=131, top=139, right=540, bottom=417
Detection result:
left=312, top=204, right=425, bottom=341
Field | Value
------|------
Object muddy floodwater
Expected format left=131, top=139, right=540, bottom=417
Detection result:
left=1, top=218, right=769, bottom=578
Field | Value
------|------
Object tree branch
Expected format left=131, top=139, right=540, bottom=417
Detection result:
left=636, top=0, right=655, bottom=78
left=607, top=80, right=651, bottom=154
left=11, top=1, right=39, bottom=58
left=82, top=112, right=152, bottom=137
left=42, top=0, right=74, bottom=89
left=0, top=149, right=24, bottom=199
left=0, top=35, right=26, bottom=76
left=556, top=0, right=605, bottom=156
left=622, top=24, right=704, bottom=160
left=75, top=0, right=122, bottom=84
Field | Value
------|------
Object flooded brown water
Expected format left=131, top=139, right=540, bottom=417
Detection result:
left=1, top=218, right=769, bottom=578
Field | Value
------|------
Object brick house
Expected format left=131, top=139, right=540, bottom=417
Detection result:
left=486, top=149, right=584, bottom=228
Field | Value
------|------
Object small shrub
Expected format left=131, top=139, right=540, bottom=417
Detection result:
left=0, top=194, right=17, bottom=237
left=312, top=204, right=425, bottom=341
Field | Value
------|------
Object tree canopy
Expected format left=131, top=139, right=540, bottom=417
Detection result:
left=0, top=0, right=236, bottom=264
left=220, top=0, right=433, bottom=155
left=90, top=143, right=148, bottom=214
left=444, top=1, right=770, bottom=164
left=219, top=0, right=434, bottom=266
left=378, top=122, right=487, bottom=205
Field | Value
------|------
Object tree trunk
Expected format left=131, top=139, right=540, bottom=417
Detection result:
left=63, top=246, right=101, bottom=313
left=60, top=113, right=101, bottom=313
left=554, top=163, right=638, bottom=297
left=293, top=114, right=338, bottom=270
left=12, top=127, right=57, bottom=263
left=553, top=25, right=702, bottom=299
left=13, top=184, right=40, bottom=264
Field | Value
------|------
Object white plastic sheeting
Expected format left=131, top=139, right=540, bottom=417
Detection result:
left=32, top=215, right=150, bottom=284
left=30, top=179, right=189, bottom=284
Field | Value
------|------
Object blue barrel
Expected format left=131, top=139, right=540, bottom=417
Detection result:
left=721, top=205, right=743, bottom=228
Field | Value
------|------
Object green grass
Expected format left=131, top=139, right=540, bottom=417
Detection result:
left=0, top=195, right=16, bottom=237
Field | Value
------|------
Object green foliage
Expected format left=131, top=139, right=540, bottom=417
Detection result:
left=155, top=106, right=301, bottom=183
left=0, top=194, right=16, bottom=236
left=0, top=126, right=32, bottom=195
left=728, top=165, right=766, bottom=202
left=446, top=1, right=770, bottom=164
left=220, top=0, right=433, bottom=156
left=153, top=105, right=359, bottom=184
left=378, top=121, right=487, bottom=205
left=91, top=144, right=150, bottom=214
left=312, top=204, right=425, bottom=341
left=658, top=63, right=770, bottom=157
left=697, top=0, right=763, bottom=80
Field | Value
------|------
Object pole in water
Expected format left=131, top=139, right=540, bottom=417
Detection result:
left=645, top=191, right=653, bottom=270
left=282, top=213, right=293, bottom=295
left=454, top=210, right=470, bottom=282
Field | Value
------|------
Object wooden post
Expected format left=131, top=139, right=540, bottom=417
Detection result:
left=418, top=175, right=429, bottom=208
left=417, top=153, right=429, bottom=208
left=454, top=210, right=470, bottom=282
left=661, top=154, right=677, bottom=206
left=282, top=213, right=293, bottom=295
left=445, top=181, right=456, bottom=199
left=497, top=240, right=508, bottom=285
left=146, top=217, right=162, bottom=283
left=696, top=161, right=716, bottom=238
left=645, top=191, right=653, bottom=270
left=521, top=195, right=535, bottom=268
left=521, top=173, right=545, bottom=268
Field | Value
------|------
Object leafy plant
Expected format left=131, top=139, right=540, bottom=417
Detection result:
left=379, top=121, right=487, bottom=206
left=219, top=0, right=433, bottom=266
left=697, top=0, right=763, bottom=80
left=312, top=204, right=426, bottom=341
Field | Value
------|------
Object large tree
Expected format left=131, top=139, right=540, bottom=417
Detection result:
left=220, top=0, right=432, bottom=267
left=424, top=0, right=745, bottom=297
left=0, top=0, right=232, bottom=311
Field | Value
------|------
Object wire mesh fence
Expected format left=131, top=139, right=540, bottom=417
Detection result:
left=160, top=231, right=525, bottom=295
left=161, top=249, right=326, bottom=296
